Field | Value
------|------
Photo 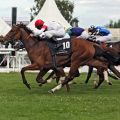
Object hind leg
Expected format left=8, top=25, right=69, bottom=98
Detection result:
left=45, top=71, right=55, bottom=83
left=104, top=70, right=112, bottom=85
left=85, top=66, right=94, bottom=84
left=49, top=61, right=81, bottom=93
left=94, top=68, right=105, bottom=89
left=55, top=68, right=70, bottom=92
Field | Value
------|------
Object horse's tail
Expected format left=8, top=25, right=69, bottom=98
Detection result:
left=93, top=45, right=120, bottom=65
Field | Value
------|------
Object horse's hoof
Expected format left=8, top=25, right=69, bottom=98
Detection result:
left=38, top=83, right=43, bottom=87
left=72, top=82, right=77, bottom=84
left=48, top=90, right=54, bottom=94
left=93, top=85, right=98, bottom=89
left=26, top=84, right=31, bottom=90
left=108, top=82, right=112, bottom=85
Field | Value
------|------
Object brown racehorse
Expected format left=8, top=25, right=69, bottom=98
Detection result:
left=85, top=41, right=120, bottom=85
left=3, top=24, right=120, bottom=93
left=14, top=38, right=120, bottom=88
left=14, top=30, right=120, bottom=88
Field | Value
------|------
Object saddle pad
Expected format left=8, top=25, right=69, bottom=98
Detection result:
left=47, top=38, right=71, bottom=55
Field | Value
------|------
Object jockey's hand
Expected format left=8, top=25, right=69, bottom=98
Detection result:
left=30, top=33, right=35, bottom=37
left=89, top=35, right=96, bottom=40
left=39, top=32, right=46, bottom=38
left=96, top=40, right=101, bottom=45
left=30, top=33, right=39, bottom=38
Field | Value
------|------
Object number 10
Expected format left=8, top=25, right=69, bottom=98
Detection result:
left=63, top=42, right=70, bottom=49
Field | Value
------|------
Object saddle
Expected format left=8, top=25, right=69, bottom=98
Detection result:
left=44, top=37, right=72, bottom=68
left=44, top=37, right=71, bottom=55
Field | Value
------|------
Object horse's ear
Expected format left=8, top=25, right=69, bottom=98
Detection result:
left=13, top=24, right=16, bottom=27
left=20, top=22, right=24, bottom=25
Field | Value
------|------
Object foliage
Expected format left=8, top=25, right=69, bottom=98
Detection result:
left=0, top=72, right=120, bottom=120
left=106, top=19, right=120, bottom=28
left=30, top=0, right=74, bottom=22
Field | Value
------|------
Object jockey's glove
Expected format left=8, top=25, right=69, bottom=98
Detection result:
left=96, top=40, right=101, bottom=45
left=88, top=35, right=96, bottom=41
left=30, top=33, right=34, bottom=37
left=39, top=32, right=46, bottom=38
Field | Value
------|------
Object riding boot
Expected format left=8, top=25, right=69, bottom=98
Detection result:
left=51, top=36, right=58, bottom=43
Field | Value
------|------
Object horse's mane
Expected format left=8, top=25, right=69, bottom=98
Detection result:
left=16, top=23, right=41, bottom=44
left=16, top=23, right=33, bottom=34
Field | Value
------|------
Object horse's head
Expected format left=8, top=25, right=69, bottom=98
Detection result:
left=3, top=23, right=33, bottom=43
left=4, top=24, right=21, bottom=43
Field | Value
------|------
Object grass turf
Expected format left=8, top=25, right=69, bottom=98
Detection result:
left=0, top=72, right=119, bottom=120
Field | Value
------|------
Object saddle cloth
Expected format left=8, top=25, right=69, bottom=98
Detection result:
left=46, top=38, right=71, bottom=56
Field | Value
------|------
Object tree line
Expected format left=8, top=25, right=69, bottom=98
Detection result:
left=30, top=0, right=120, bottom=28
left=30, top=0, right=74, bottom=23
left=106, top=19, right=120, bottom=28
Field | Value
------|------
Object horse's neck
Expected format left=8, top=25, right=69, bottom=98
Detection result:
left=21, top=29, right=38, bottom=51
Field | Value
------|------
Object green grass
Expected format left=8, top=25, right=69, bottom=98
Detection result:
left=0, top=72, right=120, bottom=120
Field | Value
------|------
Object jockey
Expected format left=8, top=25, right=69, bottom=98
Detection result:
left=66, top=27, right=89, bottom=39
left=32, top=19, right=66, bottom=42
left=88, top=25, right=112, bottom=44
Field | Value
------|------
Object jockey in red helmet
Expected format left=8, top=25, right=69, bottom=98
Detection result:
left=35, top=19, right=44, bottom=29
left=32, top=19, right=66, bottom=41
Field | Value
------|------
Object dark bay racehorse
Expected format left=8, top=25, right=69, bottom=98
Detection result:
left=3, top=24, right=120, bottom=93
left=85, top=41, right=120, bottom=85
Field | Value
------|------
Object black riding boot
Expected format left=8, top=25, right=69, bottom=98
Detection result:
left=51, top=36, right=58, bottom=42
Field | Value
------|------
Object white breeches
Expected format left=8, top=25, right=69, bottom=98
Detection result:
left=96, top=34, right=112, bottom=42
left=77, top=31, right=89, bottom=39
left=81, top=31, right=89, bottom=39
left=45, top=28, right=65, bottom=38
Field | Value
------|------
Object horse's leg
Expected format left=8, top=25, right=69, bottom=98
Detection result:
left=49, top=61, right=80, bottom=93
left=109, top=65, right=120, bottom=78
left=104, top=70, right=112, bottom=85
left=21, top=63, right=39, bottom=89
left=85, top=66, right=94, bottom=84
left=94, top=68, right=105, bottom=89
left=45, top=70, right=55, bottom=83
left=107, top=71, right=118, bottom=80
left=54, top=68, right=70, bottom=92
left=36, top=69, right=49, bottom=86
left=46, top=69, right=64, bottom=84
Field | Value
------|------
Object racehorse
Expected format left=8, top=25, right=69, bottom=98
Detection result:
left=13, top=36, right=120, bottom=88
left=3, top=24, right=120, bottom=93
left=85, top=41, right=120, bottom=85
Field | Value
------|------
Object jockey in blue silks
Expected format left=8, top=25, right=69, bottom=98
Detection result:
left=66, top=27, right=89, bottom=39
left=88, top=25, right=112, bottom=43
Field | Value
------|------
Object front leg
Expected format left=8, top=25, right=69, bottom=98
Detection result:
left=36, top=69, right=49, bottom=86
left=21, top=63, right=39, bottom=89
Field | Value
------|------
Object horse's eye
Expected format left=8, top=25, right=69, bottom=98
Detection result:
left=11, top=30, right=14, bottom=32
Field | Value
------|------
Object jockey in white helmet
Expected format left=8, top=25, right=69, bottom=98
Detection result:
left=88, top=25, right=112, bottom=43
